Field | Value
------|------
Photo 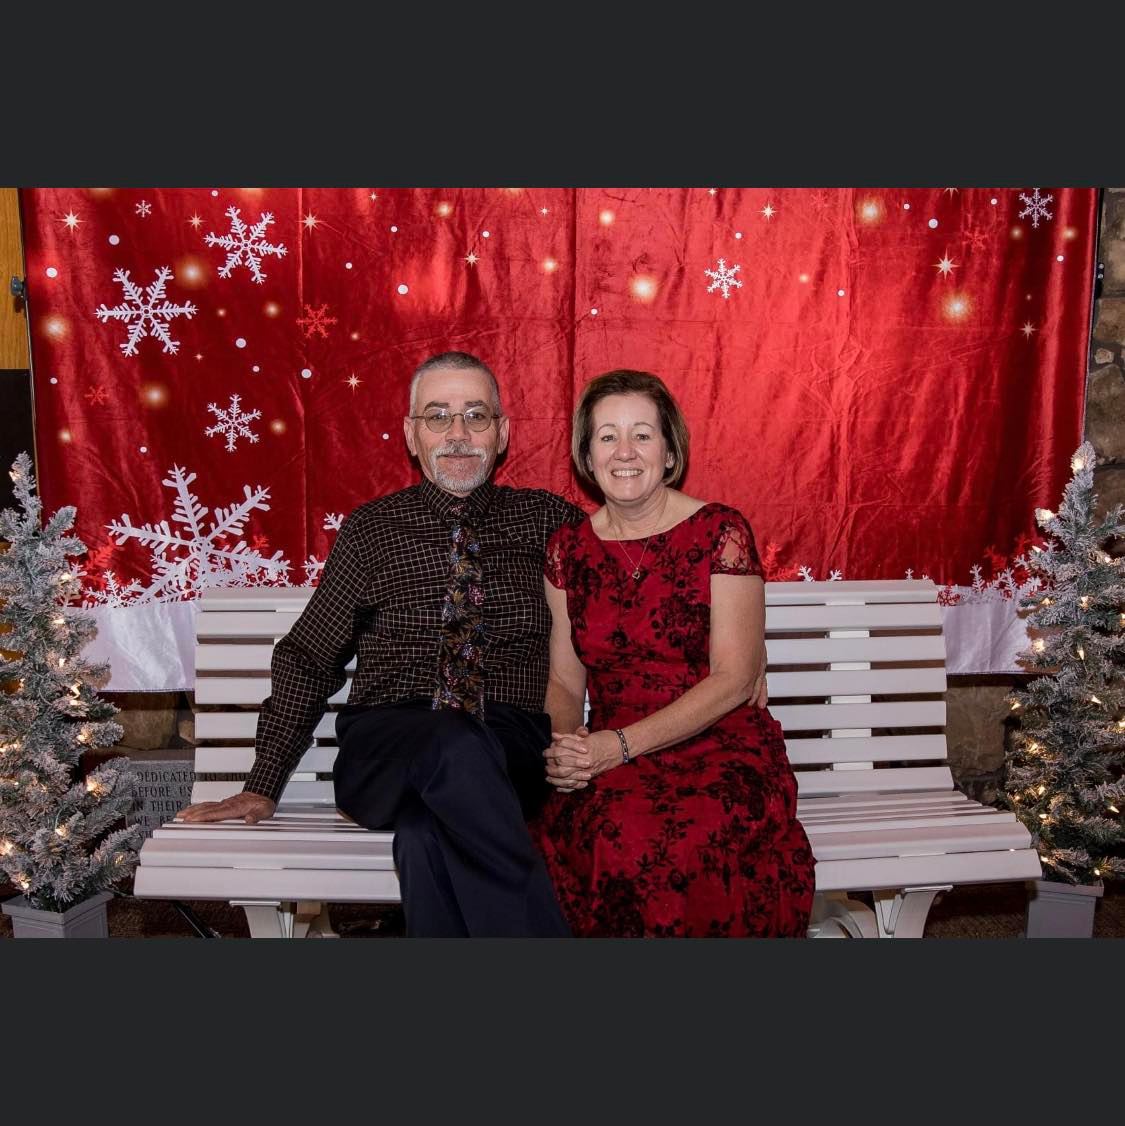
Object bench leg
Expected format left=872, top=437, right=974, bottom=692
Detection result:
left=872, top=885, right=952, bottom=938
left=233, top=900, right=298, bottom=938
left=294, top=902, right=339, bottom=939
left=232, top=900, right=340, bottom=938
left=808, top=892, right=880, bottom=939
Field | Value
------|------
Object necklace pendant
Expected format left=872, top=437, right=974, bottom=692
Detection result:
left=632, top=568, right=642, bottom=580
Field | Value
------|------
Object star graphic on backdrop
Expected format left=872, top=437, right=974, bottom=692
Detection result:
left=135, top=200, right=152, bottom=217
left=1020, top=322, right=1036, bottom=339
left=465, top=251, right=479, bottom=266
left=935, top=253, right=958, bottom=277
left=195, top=353, right=204, bottom=361
left=369, top=192, right=378, bottom=202
left=345, top=373, right=362, bottom=392
left=708, top=188, right=718, bottom=196
left=188, top=213, right=203, bottom=230
left=303, top=212, right=318, bottom=231
left=59, top=211, right=81, bottom=232
left=943, top=188, right=959, bottom=198
left=540, top=207, right=549, bottom=216
left=761, top=203, right=776, bottom=221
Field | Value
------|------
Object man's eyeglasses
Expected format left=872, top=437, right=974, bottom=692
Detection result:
left=410, top=408, right=501, bottom=433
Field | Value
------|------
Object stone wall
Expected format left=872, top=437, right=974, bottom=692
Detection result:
left=1088, top=190, right=1125, bottom=527
left=107, top=190, right=1125, bottom=798
left=104, top=691, right=194, bottom=753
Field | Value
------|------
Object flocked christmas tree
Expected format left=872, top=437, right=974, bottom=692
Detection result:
left=1003, top=441, right=1125, bottom=885
left=0, top=452, right=141, bottom=911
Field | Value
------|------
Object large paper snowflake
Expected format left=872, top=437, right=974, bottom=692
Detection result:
left=93, top=267, right=197, bottom=356
left=104, top=466, right=289, bottom=603
left=704, top=257, right=743, bottom=299
left=83, top=571, right=144, bottom=609
left=204, top=206, right=288, bottom=285
left=1017, top=188, right=1054, bottom=229
left=302, top=555, right=325, bottom=586
left=204, top=394, right=261, bottom=453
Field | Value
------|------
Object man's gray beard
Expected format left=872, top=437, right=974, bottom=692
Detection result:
left=429, top=448, right=490, bottom=494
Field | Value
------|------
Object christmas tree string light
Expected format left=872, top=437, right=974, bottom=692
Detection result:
left=0, top=452, right=142, bottom=911
left=1002, top=441, right=1125, bottom=885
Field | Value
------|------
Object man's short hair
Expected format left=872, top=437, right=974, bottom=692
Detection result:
left=409, top=351, right=502, bottom=414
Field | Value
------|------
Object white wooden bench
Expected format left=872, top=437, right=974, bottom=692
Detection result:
left=133, top=580, right=1041, bottom=937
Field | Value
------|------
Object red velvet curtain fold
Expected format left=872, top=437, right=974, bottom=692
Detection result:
left=19, top=187, right=1094, bottom=603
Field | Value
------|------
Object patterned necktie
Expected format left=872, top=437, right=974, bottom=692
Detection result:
left=433, top=509, right=486, bottom=716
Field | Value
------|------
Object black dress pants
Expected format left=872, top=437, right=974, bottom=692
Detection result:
left=333, top=698, right=570, bottom=937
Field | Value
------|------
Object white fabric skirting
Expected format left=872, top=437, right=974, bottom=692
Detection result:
left=85, top=591, right=1031, bottom=693
left=87, top=602, right=199, bottom=693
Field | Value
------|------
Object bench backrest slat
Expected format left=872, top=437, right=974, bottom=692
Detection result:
left=191, top=580, right=949, bottom=806
left=191, top=666, right=947, bottom=709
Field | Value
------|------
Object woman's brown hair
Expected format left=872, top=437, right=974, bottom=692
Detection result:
left=571, top=370, right=690, bottom=489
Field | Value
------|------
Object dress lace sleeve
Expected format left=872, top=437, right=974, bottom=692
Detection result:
left=711, top=508, right=764, bottom=577
left=544, top=523, right=570, bottom=589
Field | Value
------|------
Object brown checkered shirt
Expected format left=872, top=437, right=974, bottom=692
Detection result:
left=245, top=478, right=585, bottom=802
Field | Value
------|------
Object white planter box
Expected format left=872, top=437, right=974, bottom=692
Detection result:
left=2, top=891, right=113, bottom=938
left=1025, top=879, right=1103, bottom=939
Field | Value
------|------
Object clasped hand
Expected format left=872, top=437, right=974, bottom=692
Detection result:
left=544, top=727, right=623, bottom=793
left=543, top=655, right=769, bottom=796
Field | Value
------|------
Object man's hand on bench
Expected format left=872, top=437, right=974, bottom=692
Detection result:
left=177, top=793, right=278, bottom=824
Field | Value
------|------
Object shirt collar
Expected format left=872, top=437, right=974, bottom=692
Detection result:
left=419, top=477, right=496, bottom=523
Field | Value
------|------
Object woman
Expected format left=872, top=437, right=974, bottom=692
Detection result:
left=533, top=370, right=815, bottom=937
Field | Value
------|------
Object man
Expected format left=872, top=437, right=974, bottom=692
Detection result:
left=178, top=351, right=585, bottom=936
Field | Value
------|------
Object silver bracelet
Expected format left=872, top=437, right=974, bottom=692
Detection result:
left=614, top=728, right=632, bottom=764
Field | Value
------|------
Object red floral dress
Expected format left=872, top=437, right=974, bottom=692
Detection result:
left=532, top=504, right=815, bottom=937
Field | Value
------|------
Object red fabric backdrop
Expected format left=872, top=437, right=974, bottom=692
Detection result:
left=18, top=187, right=1094, bottom=617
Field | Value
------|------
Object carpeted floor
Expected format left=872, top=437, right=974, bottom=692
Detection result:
left=3, top=881, right=1124, bottom=938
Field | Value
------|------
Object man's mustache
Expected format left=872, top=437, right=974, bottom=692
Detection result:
left=434, top=442, right=485, bottom=459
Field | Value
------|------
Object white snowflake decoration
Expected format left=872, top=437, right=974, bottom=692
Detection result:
left=792, top=567, right=846, bottom=585
left=302, top=555, right=325, bottom=586
left=93, top=267, right=197, bottom=356
left=958, top=554, right=1040, bottom=604
left=104, top=465, right=288, bottom=603
left=82, top=571, right=143, bottom=609
left=902, top=569, right=930, bottom=583
left=204, top=394, right=261, bottom=453
left=1017, top=188, right=1054, bottom=229
left=322, top=512, right=344, bottom=531
left=704, top=257, right=743, bottom=299
left=135, top=200, right=152, bottom=217
left=204, top=206, right=288, bottom=285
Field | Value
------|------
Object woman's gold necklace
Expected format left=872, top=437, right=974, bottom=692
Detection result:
left=617, top=536, right=653, bottom=581
left=609, top=495, right=669, bottom=581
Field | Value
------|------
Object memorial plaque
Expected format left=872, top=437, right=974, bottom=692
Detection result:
left=130, top=760, right=194, bottom=838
